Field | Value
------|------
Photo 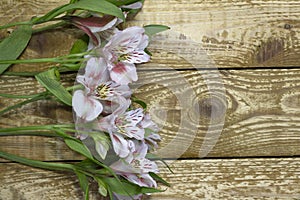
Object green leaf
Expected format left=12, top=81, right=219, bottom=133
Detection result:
left=65, top=138, right=94, bottom=160
left=149, top=172, right=170, bottom=187
left=95, top=178, right=108, bottom=197
left=76, top=159, right=99, bottom=170
left=35, top=0, right=124, bottom=23
left=0, top=25, right=32, bottom=75
left=146, top=153, right=174, bottom=174
left=102, top=177, right=164, bottom=196
left=144, top=24, right=170, bottom=37
left=75, top=170, right=90, bottom=200
left=35, top=68, right=72, bottom=106
left=105, top=0, right=141, bottom=6
left=0, top=150, right=75, bottom=172
left=70, top=35, right=89, bottom=54
left=131, top=96, right=147, bottom=109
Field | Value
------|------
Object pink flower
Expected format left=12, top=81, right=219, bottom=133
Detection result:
left=110, top=141, right=158, bottom=188
left=72, top=57, right=108, bottom=121
left=72, top=90, right=103, bottom=121
left=102, top=26, right=150, bottom=85
left=139, top=113, right=161, bottom=149
left=68, top=15, right=118, bottom=45
left=99, top=108, right=145, bottom=140
left=73, top=57, right=132, bottom=121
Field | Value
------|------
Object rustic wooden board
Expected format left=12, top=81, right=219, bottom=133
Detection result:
left=130, top=0, right=300, bottom=68
left=1, top=158, right=300, bottom=199
left=1, top=0, right=300, bottom=70
left=1, top=1, right=300, bottom=199
left=1, top=69, right=300, bottom=160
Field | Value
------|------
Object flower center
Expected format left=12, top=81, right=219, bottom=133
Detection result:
left=115, top=117, right=131, bottom=135
left=96, top=83, right=110, bottom=99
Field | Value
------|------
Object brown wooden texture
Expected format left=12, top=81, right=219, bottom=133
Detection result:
left=1, top=0, right=300, bottom=199
left=1, top=69, right=300, bottom=160
left=1, top=158, right=300, bottom=199
left=130, top=0, right=300, bottom=68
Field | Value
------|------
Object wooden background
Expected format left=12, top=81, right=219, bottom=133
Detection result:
left=1, top=0, right=300, bottom=199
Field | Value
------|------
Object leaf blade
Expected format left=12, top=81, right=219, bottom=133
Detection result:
left=36, top=0, right=124, bottom=23
left=35, top=69, right=72, bottom=106
left=0, top=25, right=32, bottom=74
left=65, top=138, right=94, bottom=160
left=75, top=170, right=90, bottom=200
left=144, top=24, right=170, bottom=37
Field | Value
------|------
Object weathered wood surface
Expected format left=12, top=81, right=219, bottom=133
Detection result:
left=1, top=69, right=300, bottom=159
left=0, top=0, right=299, bottom=70
left=132, top=0, right=300, bottom=68
left=1, top=158, right=300, bottom=199
left=1, top=0, right=300, bottom=199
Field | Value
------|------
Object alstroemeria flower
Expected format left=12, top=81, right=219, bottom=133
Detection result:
left=73, top=89, right=103, bottom=121
left=139, top=113, right=161, bottom=149
left=73, top=56, right=133, bottom=121
left=102, top=26, right=150, bottom=85
left=72, top=57, right=108, bottom=121
left=69, top=15, right=118, bottom=45
left=99, top=108, right=145, bottom=140
left=110, top=141, right=158, bottom=188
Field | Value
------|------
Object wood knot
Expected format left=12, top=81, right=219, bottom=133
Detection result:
left=190, top=95, right=227, bottom=125
left=256, top=38, right=284, bottom=64
left=284, top=24, right=292, bottom=30
left=280, top=91, right=300, bottom=114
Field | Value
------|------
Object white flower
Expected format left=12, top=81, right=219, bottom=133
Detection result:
left=102, top=26, right=150, bottom=85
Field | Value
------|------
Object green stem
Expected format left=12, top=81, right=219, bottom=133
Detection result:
left=0, top=131, right=59, bottom=137
left=66, top=84, right=84, bottom=91
left=0, top=124, right=74, bottom=133
left=0, top=58, right=83, bottom=65
left=2, top=71, right=40, bottom=77
left=0, top=92, right=44, bottom=99
left=0, top=150, right=75, bottom=171
left=33, top=21, right=67, bottom=34
left=0, top=94, right=48, bottom=116
left=0, top=51, right=90, bottom=65
left=0, top=21, right=32, bottom=30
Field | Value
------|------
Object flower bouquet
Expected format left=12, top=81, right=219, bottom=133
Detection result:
left=0, top=0, right=170, bottom=199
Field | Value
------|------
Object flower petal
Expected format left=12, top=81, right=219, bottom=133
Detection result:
left=77, top=57, right=110, bottom=94
left=109, top=132, right=130, bottom=158
left=72, top=90, right=103, bottom=121
left=110, top=62, right=138, bottom=85
left=124, top=108, right=144, bottom=125
left=110, top=159, right=137, bottom=174
left=123, top=126, right=144, bottom=140
left=120, top=2, right=143, bottom=9
left=125, top=50, right=150, bottom=64
left=105, top=26, right=146, bottom=54
left=94, top=137, right=110, bottom=160
left=123, top=173, right=157, bottom=188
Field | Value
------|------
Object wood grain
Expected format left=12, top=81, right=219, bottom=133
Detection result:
left=1, top=158, right=299, bottom=199
left=130, top=0, right=300, bottom=68
left=0, top=0, right=299, bottom=70
left=1, top=69, right=300, bottom=160
left=1, top=1, right=300, bottom=200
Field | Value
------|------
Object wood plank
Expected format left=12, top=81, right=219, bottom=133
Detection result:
left=1, top=69, right=300, bottom=160
left=0, top=0, right=299, bottom=70
left=130, top=0, right=300, bottom=68
left=0, top=158, right=299, bottom=199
